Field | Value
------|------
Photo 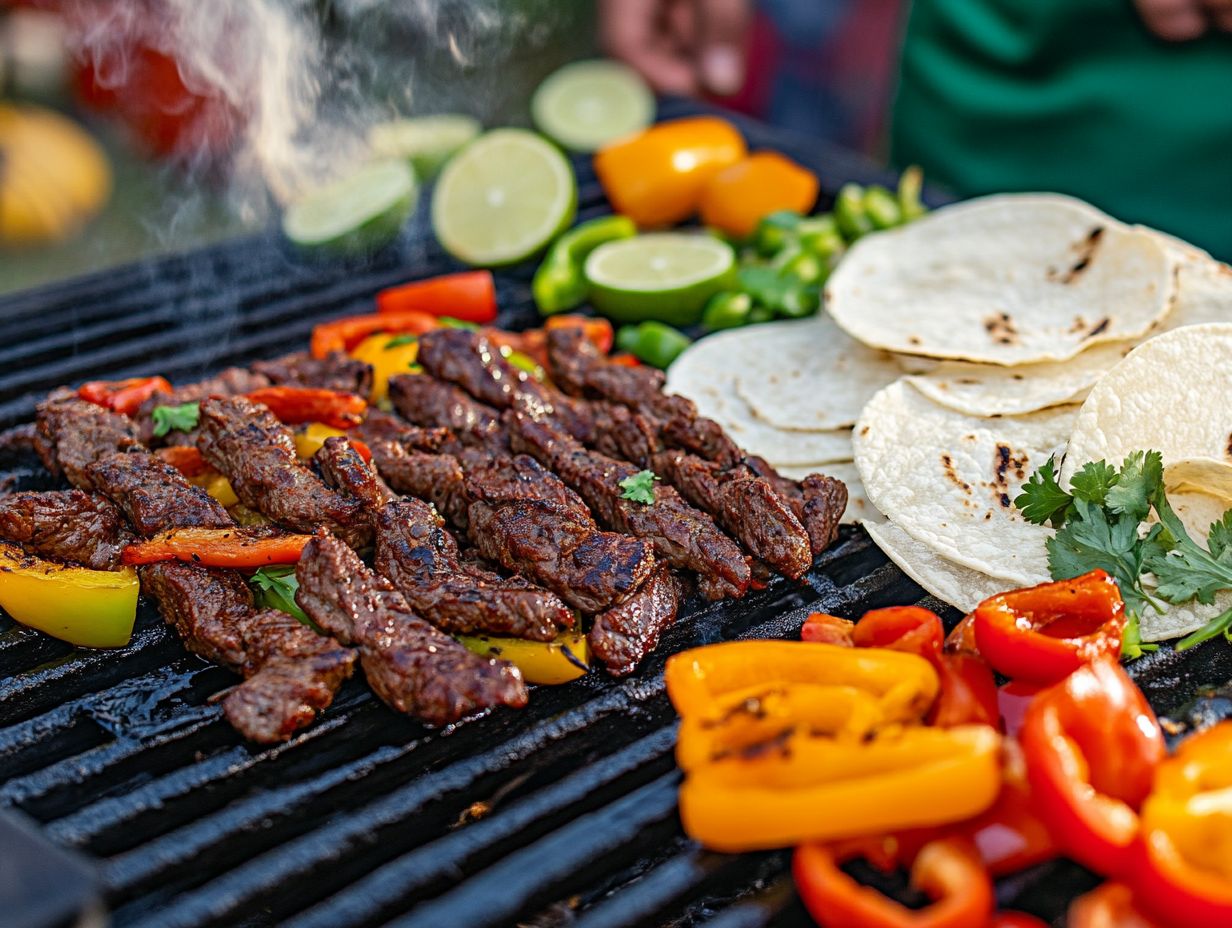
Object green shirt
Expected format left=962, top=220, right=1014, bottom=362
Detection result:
left=892, top=0, right=1232, bottom=259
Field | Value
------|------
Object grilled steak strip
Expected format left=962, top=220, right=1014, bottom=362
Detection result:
left=388, top=374, right=505, bottom=449
left=251, top=351, right=374, bottom=397
left=418, top=329, right=554, bottom=417
left=134, top=367, right=272, bottom=446
left=88, top=452, right=232, bottom=536
left=354, top=409, right=449, bottom=452
left=589, top=563, right=679, bottom=677
left=296, top=531, right=527, bottom=724
left=315, top=436, right=396, bottom=510
left=0, top=490, right=133, bottom=569
left=35, top=393, right=142, bottom=489
left=368, top=440, right=472, bottom=530
left=197, top=396, right=371, bottom=548
left=373, top=498, right=573, bottom=641
left=508, top=412, right=750, bottom=600
left=142, top=561, right=355, bottom=744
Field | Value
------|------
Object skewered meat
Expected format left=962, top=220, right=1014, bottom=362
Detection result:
left=296, top=531, right=527, bottom=725
left=0, top=490, right=133, bottom=569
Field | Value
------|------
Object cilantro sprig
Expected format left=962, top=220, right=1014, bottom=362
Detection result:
left=619, top=469, right=660, bottom=505
left=151, top=401, right=200, bottom=438
left=1016, top=449, right=1232, bottom=655
left=250, top=566, right=312, bottom=627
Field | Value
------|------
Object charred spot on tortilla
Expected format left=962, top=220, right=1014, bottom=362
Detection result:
left=1068, top=316, right=1088, bottom=335
left=1047, top=225, right=1105, bottom=284
left=1012, top=374, right=1025, bottom=381
left=940, top=452, right=972, bottom=493
left=956, top=378, right=978, bottom=386
left=992, top=444, right=1030, bottom=490
left=1083, top=317, right=1111, bottom=340
left=908, top=336, right=922, bottom=346
left=998, top=492, right=1012, bottom=508
left=1226, top=432, right=1232, bottom=460
left=983, top=312, right=1019, bottom=345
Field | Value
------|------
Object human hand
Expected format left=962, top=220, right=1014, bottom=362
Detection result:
left=597, top=0, right=751, bottom=97
left=1134, top=0, right=1232, bottom=40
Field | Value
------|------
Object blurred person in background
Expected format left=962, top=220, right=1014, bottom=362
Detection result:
left=599, top=0, right=1232, bottom=259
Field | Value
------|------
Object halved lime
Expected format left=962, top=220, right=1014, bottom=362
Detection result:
left=431, top=129, right=576, bottom=267
left=367, top=114, right=481, bottom=180
left=584, top=233, right=738, bottom=325
left=531, top=59, right=654, bottom=152
left=282, top=159, right=417, bottom=256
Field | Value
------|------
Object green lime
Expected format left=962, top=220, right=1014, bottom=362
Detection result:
left=431, top=129, right=577, bottom=267
left=282, top=159, right=417, bottom=256
left=531, top=59, right=654, bottom=152
left=367, top=114, right=481, bottom=180
left=584, top=233, right=737, bottom=325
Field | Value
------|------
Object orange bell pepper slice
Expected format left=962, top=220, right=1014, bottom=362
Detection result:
left=245, top=386, right=367, bottom=430
left=699, top=151, right=820, bottom=238
left=801, top=611, right=855, bottom=645
left=375, top=270, right=497, bottom=323
left=1068, top=882, right=1163, bottom=928
left=122, top=528, right=311, bottom=568
left=156, top=445, right=210, bottom=478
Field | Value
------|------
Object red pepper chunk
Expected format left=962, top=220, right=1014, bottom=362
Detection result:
left=988, top=915, right=1049, bottom=928
left=1019, top=658, right=1165, bottom=877
left=853, top=606, right=945, bottom=658
left=376, top=271, right=498, bottom=323
left=309, top=310, right=438, bottom=358
left=245, top=387, right=367, bottom=430
left=156, top=446, right=209, bottom=478
left=1068, top=882, right=1164, bottom=928
left=928, top=653, right=1000, bottom=730
left=972, top=570, right=1125, bottom=684
left=793, top=837, right=993, bottom=928
left=78, top=376, right=172, bottom=416
left=801, top=612, right=855, bottom=646
left=544, top=314, right=615, bottom=355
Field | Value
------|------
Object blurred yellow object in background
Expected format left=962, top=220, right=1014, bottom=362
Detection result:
left=0, top=102, right=112, bottom=247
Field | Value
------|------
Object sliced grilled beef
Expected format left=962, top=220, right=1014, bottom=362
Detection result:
left=134, top=367, right=272, bottom=446
left=296, top=532, right=526, bottom=725
left=197, top=396, right=370, bottom=548
left=373, top=499, right=573, bottom=641
left=589, top=564, right=679, bottom=677
left=509, top=413, right=750, bottom=599
left=418, top=328, right=554, bottom=413
left=388, top=374, right=507, bottom=450
left=141, top=561, right=354, bottom=743
left=0, top=490, right=133, bottom=569
left=252, top=351, right=373, bottom=397
left=35, top=394, right=142, bottom=489
left=368, top=440, right=471, bottom=530
left=354, top=409, right=449, bottom=452
left=316, top=436, right=396, bottom=509
left=88, top=451, right=232, bottom=536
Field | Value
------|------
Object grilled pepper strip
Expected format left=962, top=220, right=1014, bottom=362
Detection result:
left=458, top=630, right=589, bottom=685
left=0, top=542, right=139, bottom=648
left=1020, top=657, right=1164, bottom=876
left=245, top=387, right=367, bottom=430
left=534, top=216, right=637, bottom=314
left=1129, top=721, right=1232, bottom=926
left=973, top=569, right=1126, bottom=684
left=793, top=837, right=994, bottom=928
left=801, top=612, right=855, bottom=646
left=679, top=725, right=1001, bottom=851
left=157, top=445, right=210, bottom=478
left=78, top=376, right=172, bottom=416
left=122, top=528, right=311, bottom=568
left=310, top=310, right=438, bottom=358
left=376, top=270, right=497, bottom=323
left=349, top=333, right=422, bottom=403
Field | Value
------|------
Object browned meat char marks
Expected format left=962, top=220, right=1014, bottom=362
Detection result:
left=589, top=565, right=679, bottom=677
left=418, top=328, right=549, bottom=411
left=88, top=451, right=232, bottom=536
left=252, top=351, right=373, bottom=397
left=373, top=499, right=572, bottom=641
left=509, top=413, right=750, bottom=600
left=316, top=436, right=396, bottom=509
left=462, top=451, right=590, bottom=515
left=0, top=490, right=133, bottom=569
left=141, top=561, right=354, bottom=743
left=134, top=367, right=271, bottom=446
left=296, top=532, right=526, bottom=725
left=547, top=326, right=666, bottom=406
left=35, top=394, right=142, bottom=489
left=197, top=396, right=370, bottom=548
left=368, top=440, right=472, bottom=530
left=354, top=408, right=449, bottom=452
left=800, top=473, right=847, bottom=552
left=389, top=374, right=502, bottom=436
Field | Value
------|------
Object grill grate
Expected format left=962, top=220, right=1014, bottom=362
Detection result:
left=1, top=100, right=1229, bottom=928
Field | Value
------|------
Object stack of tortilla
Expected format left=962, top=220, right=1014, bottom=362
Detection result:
left=667, top=193, right=1232, bottom=640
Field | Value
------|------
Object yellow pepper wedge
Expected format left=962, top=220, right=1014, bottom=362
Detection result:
left=349, top=332, right=421, bottom=403
left=0, top=543, right=139, bottom=648
left=679, top=724, right=1002, bottom=852
left=294, top=422, right=349, bottom=460
left=185, top=471, right=239, bottom=508
left=458, top=630, right=589, bottom=685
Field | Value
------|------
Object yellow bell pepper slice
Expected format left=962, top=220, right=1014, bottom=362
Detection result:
left=294, top=422, right=348, bottom=460
left=458, top=630, right=589, bottom=685
left=679, top=724, right=1002, bottom=852
left=0, top=543, right=139, bottom=648
left=349, top=332, right=421, bottom=403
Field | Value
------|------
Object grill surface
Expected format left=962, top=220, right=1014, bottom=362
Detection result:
left=1, top=100, right=1229, bottom=928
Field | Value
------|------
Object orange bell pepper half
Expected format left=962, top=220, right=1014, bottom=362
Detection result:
left=699, top=151, right=820, bottom=239
left=122, top=528, right=311, bottom=568
left=375, top=271, right=497, bottom=324
left=78, top=376, right=172, bottom=416
left=245, top=387, right=367, bottom=430
left=310, top=310, right=438, bottom=358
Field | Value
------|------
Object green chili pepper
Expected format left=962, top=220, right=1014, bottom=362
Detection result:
left=834, top=183, right=875, bottom=242
left=500, top=347, right=546, bottom=380
left=752, top=211, right=802, bottom=257
left=772, top=247, right=828, bottom=287
left=797, top=214, right=844, bottom=260
left=616, top=321, right=692, bottom=369
left=702, top=291, right=753, bottom=331
left=897, top=165, right=927, bottom=222
left=748, top=303, right=776, bottom=324
left=863, top=185, right=903, bottom=230
left=533, top=215, right=638, bottom=315
left=775, top=284, right=821, bottom=319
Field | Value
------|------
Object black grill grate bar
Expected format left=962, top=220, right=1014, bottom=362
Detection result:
left=570, top=850, right=733, bottom=928
left=286, top=726, right=680, bottom=928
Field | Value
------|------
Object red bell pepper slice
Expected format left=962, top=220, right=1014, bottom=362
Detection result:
left=156, top=446, right=210, bottom=478
left=245, top=387, right=367, bottom=430
left=972, top=569, right=1126, bottom=684
left=608, top=352, right=642, bottom=367
left=122, top=528, right=311, bottom=568
left=375, top=271, right=498, bottom=323
left=793, top=837, right=993, bottom=928
left=988, top=915, right=1049, bottom=928
left=309, top=310, right=438, bottom=358
left=928, top=652, right=1000, bottom=729
left=944, top=612, right=979, bottom=655
left=997, top=680, right=1046, bottom=740
left=801, top=612, right=855, bottom=646
left=78, top=376, right=172, bottom=416
left=1019, top=657, right=1164, bottom=877
left=853, top=606, right=944, bottom=658
left=1068, top=882, right=1163, bottom=928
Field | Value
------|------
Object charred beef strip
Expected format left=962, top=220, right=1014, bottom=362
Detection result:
left=87, top=452, right=232, bottom=536
left=0, top=490, right=133, bottom=569
left=315, top=436, right=396, bottom=510
left=368, top=440, right=472, bottom=530
left=589, top=564, right=679, bottom=677
left=388, top=374, right=507, bottom=451
left=197, top=396, right=371, bottom=549
left=508, top=412, right=751, bottom=600
left=373, top=498, right=573, bottom=641
left=134, top=367, right=272, bottom=446
left=35, top=393, right=142, bottom=489
left=142, top=561, right=355, bottom=743
left=354, top=408, right=449, bottom=452
left=417, top=328, right=555, bottom=417
left=296, top=531, right=527, bottom=724
left=252, top=351, right=374, bottom=397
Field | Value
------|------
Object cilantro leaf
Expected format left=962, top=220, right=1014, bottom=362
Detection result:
left=1105, top=450, right=1162, bottom=522
left=618, top=469, right=659, bottom=505
left=1145, top=488, right=1232, bottom=605
left=151, top=402, right=200, bottom=438
left=384, top=334, right=418, bottom=349
left=1206, top=510, right=1232, bottom=561
left=1176, top=604, right=1232, bottom=651
left=250, top=566, right=312, bottom=627
left=1014, top=457, right=1073, bottom=527
left=1068, top=460, right=1119, bottom=507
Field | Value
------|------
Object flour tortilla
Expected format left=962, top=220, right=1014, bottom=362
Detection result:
left=778, top=461, right=882, bottom=524
left=826, top=194, right=1177, bottom=365
left=730, top=316, right=902, bottom=431
left=1140, top=586, right=1232, bottom=643
left=854, top=380, right=1074, bottom=584
left=863, top=520, right=1010, bottom=613
left=1157, top=252, right=1232, bottom=330
left=1061, top=324, right=1232, bottom=484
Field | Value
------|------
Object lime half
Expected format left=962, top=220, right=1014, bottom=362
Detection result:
left=282, top=159, right=417, bottom=255
left=585, top=233, right=737, bottom=325
left=432, top=128, right=576, bottom=267
left=532, top=59, right=654, bottom=152
left=368, top=114, right=481, bottom=180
